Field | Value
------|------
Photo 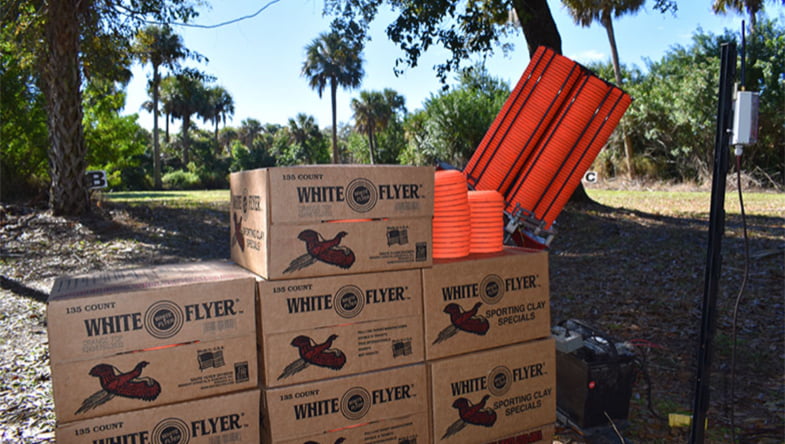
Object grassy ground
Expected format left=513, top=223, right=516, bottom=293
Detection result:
left=101, top=188, right=785, bottom=217
left=99, top=189, right=230, bottom=206
left=586, top=188, right=784, bottom=218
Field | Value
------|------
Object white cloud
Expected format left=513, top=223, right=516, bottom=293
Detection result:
left=569, top=50, right=607, bottom=64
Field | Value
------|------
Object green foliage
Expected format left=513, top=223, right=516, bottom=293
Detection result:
left=0, top=44, right=50, bottom=200
left=229, top=140, right=276, bottom=172
left=591, top=19, right=784, bottom=185
left=376, top=119, right=408, bottom=164
left=268, top=115, right=331, bottom=166
left=402, top=66, right=510, bottom=168
left=159, top=67, right=216, bottom=164
left=344, top=131, right=371, bottom=163
left=180, top=129, right=232, bottom=188
left=741, top=16, right=785, bottom=186
left=350, top=88, right=407, bottom=164
left=82, top=80, right=150, bottom=190
left=162, top=169, right=201, bottom=190
left=326, top=0, right=523, bottom=82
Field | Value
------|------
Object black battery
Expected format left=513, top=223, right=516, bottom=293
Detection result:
left=555, top=319, right=637, bottom=429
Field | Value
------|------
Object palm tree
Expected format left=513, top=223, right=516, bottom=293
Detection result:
left=238, top=118, right=264, bottom=148
left=301, top=31, right=365, bottom=164
left=219, top=127, right=239, bottom=156
left=382, top=88, right=406, bottom=116
left=288, top=113, right=324, bottom=164
left=712, top=0, right=765, bottom=30
left=43, top=0, right=89, bottom=215
left=162, top=68, right=212, bottom=165
left=562, top=0, right=643, bottom=178
left=132, top=25, right=191, bottom=189
left=351, top=89, right=404, bottom=164
left=203, top=86, right=234, bottom=153
left=159, top=79, right=177, bottom=144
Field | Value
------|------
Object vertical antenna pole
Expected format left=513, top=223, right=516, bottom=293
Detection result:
left=689, top=41, right=736, bottom=444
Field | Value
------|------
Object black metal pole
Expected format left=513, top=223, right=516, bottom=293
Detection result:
left=689, top=41, right=736, bottom=444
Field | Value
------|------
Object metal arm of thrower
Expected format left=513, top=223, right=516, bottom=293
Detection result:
left=503, top=203, right=557, bottom=247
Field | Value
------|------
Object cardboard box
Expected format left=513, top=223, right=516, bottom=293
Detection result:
left=428, top=338, right=556, bottom=444
left=55, top=389, right=260, bottom=444
left=275, top=414, right=428, bottom=444
left=262, top=364, right=428, bottom=443
left=257, top=269, right=424, bottom=387
left=230, top=165, right=434, bottom=279
left=51, top=334, right=258, bottom=423
left=484, top=423, right=555, bottom=444
left=47, top=261, right=257, bottom=363
left=422, top=248, right=550, bottom=360
left=47, top=261, right=258, bottom=423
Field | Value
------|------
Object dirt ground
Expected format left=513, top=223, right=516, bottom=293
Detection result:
left=0, top=191, right=782, bottom=443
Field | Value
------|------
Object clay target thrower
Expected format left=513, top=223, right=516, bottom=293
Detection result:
left=460, top=45, right=632, bottom=250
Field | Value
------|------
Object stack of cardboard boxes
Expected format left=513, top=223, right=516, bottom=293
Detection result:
left=230, top=166, right=433, bottom=443
left=46, top=164, right=556, bottom=443
left=47, top=261, right=262, bottom=443
left=422, top=250, right=556, bottom=443
left=230, top=165, right=555, bottom=443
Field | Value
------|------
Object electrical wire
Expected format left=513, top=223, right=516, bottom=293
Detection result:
left=729, top=153, right=751, bottom=444
left=145, top=0, right=282, bottom=29
left=633, top=344, right=667, bottom=421
left=628, top=338, right=667, bottom=420
left=603, top=411, right=626, bottom=443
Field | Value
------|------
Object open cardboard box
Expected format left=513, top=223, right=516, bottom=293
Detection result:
left=230, top=165, right=434, bottom=279
left=257, top=269, right=424, bottom=388
left=422, top=248, right=551, bottom=360
left=55, top=389, right=260, bottom=444
left=428, top=338, right=556, bottom=444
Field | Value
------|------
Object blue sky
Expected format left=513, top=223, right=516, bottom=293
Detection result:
left=123, top=0, right=784, bottom=131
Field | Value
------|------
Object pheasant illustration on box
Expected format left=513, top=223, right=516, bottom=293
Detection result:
left=433, top=301, right=491, bottom=345
left=75, top=361, right=161, bottom=415
left=441, top=394, right=497, bottom=440
left=277, top=334, right=347, bottom=380
left=284, top=230, right=356, bottom=274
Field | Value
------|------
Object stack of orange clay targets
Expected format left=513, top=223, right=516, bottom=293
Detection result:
left=432, top=169, right=470, bottom=258
left=462, top=45, right=632, bottom=246
left=467, top=190, right=504, bottom=253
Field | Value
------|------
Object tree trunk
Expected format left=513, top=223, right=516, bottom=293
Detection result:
left=512, top=0, right=593, bottom=204
left=603, top=13, right=635, bottom=179
left=44, top=0, right=89, bottom=216
left=367, top=126, right=376, bottom=164
left=182, top=114, right=191, bottom=165
left=214, top=119, right=220, bottom=154
left=330, top=78, right=340, bottom=163
left=152, top=66, right=162, bottom=189
left=512, top=0, right=562, bottom=55
left=165, top=113, right=170, bottom=143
